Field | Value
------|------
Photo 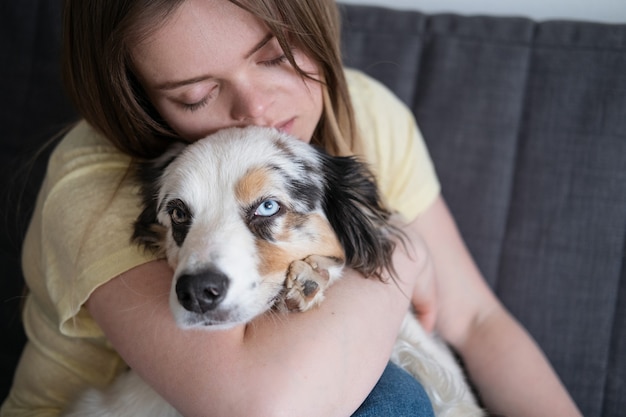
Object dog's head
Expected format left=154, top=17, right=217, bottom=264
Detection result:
left=133, top=126, right=398, bottom=329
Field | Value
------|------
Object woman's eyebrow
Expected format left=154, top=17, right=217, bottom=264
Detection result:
left=156, top=75, right=213, bottom=91
left=155, top=33, right=275, bottom=91
left=244, top=33, right=274, bottom=59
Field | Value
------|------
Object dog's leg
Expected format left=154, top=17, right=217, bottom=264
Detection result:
left=279, top=255, right=344, bottom=312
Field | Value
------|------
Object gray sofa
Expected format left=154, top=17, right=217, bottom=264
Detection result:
left=1, top=2, right=625, bottom=416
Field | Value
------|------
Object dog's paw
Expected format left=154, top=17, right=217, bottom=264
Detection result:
left=280, top=255, right=343, bottom=312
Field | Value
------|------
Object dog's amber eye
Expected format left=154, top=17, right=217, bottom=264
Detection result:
left=255, top=199, right=281, bottom=217
left=171, top=208, right=188, bottom=224
left=167, top=199, right=190, bottom=224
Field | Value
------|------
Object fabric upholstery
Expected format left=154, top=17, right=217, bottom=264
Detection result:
left=0, top=0, right=76, bottom=400
left=1, top=2, right=624, bottom=416
left=340, top=5, right=626, bottom=416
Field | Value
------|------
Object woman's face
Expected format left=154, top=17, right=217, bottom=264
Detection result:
left=132, top=0, right=324, bottom=143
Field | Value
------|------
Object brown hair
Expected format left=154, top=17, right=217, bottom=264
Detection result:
left=62, top=0, right=360, bottom=159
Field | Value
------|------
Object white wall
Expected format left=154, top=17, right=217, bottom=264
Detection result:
left=339, top=0, right=626, bottom=24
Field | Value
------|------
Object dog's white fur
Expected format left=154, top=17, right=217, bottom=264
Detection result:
left=63, top=126, right=483, bottom=417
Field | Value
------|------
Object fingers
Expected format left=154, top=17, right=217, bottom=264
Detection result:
left=410, top=240, right=438, bottom=334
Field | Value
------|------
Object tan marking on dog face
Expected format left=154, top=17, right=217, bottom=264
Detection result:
left=256, top=243, right=295, bottom=285
left=256, top=212, right=345, bottom=279
left=235, top=167, right=272, bottom=205
left=306, top=214, right=345, bottom=257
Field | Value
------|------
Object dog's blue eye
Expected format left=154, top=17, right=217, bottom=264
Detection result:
left=255, top=199, right=280, bottom=217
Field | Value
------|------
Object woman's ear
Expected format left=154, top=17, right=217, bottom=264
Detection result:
left=318, top=151, right=399, bottom=279
left=131, top=141, right=187, bottom=253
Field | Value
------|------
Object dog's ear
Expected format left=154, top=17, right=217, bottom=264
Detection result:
left=318, top=152, right=402, bottom=280
left=131, top=141, right=187, bottom=254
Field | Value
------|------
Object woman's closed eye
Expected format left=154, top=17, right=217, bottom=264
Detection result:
left=261, top=53, right=288, bottom=67
left=258, top=40, right=295, bottom=68
left=178, top=85, right=219, bottom=112
left=181, top=97, right=210, bottom=112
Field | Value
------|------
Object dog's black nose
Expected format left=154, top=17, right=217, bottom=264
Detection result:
left=176, top=269, right=229, bottom=313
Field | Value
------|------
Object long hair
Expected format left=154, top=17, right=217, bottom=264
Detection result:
left=62, top=0, right=360, bottom=159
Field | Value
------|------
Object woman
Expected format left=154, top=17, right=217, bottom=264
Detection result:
left=1, top=0, right=581, bottom=416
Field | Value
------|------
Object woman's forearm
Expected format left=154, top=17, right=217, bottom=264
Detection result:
left=412, top=196, right=581, bottom=417
left=88, top=243, right=422, bottom=417
left=459, top=306, right=582, bottom=417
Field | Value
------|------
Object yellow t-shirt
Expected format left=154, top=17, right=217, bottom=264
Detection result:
left=0, top=69, right=439, bottom=416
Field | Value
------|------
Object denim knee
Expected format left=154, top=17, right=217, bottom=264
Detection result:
left=352, top=362, right=434, bottom=417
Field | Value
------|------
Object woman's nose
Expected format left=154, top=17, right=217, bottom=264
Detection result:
left=229, top=82, right=272, bottom=124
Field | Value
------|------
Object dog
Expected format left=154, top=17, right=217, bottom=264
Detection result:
left=63, top=126, right=483, bottom=417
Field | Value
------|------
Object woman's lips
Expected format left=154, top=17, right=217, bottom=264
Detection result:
left=275, top=118, right=295, bottom=134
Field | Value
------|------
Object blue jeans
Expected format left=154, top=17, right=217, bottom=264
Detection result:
left=352, top=362, right=435, bottom=417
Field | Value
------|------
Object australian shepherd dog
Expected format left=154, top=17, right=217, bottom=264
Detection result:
left=64, top=126, right=483, bottom=417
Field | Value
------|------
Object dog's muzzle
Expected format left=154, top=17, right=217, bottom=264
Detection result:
left=175, top=268, right=230, bottom=313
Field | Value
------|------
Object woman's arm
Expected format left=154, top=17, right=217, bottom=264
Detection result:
left=413, top=196, right=582, bottom=416
left=87, top=230, right=430, bottom=417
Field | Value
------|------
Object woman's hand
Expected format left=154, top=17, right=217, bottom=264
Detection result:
left=395, top=220, right=438, bottom=333
left=410, top=253, right=437, bottom=333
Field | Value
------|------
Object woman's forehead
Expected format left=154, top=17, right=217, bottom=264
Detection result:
left=131, top=0, right=269, bottom=87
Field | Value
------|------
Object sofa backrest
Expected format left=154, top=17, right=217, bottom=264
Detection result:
left=340, top=5, right=626, bottom=417
left=1, top=0, right=77, bottom=402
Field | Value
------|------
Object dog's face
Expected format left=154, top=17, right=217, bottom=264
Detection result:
left=133, top=126, right=397, bottom=330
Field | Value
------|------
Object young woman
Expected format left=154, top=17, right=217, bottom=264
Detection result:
left=1, top=0, right=581, bottom=416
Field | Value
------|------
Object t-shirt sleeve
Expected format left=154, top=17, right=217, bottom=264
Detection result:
left=346, top=69, right=441, bottom=221
left=25, top=121, right=156, bottom=338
